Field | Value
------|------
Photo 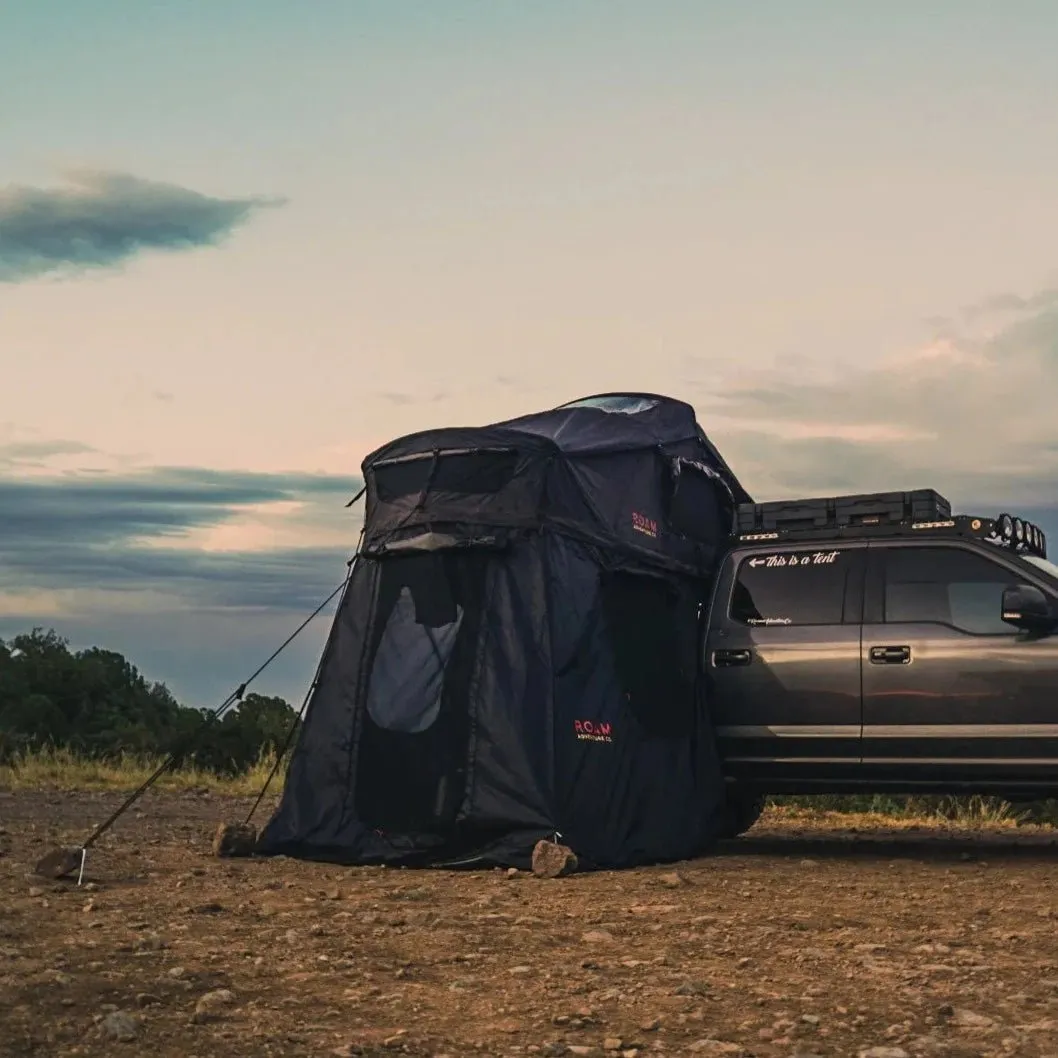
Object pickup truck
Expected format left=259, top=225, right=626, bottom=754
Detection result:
left=705, top=491, right=1058, bottom=837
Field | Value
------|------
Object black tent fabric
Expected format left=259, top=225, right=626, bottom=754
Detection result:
left=257, top=393, right=750, bottom=870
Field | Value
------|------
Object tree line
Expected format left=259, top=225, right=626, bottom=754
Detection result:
left=0, top=628, right=301, bottom=774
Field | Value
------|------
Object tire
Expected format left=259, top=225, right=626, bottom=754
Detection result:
left=718, top=790, right=766, bottom=838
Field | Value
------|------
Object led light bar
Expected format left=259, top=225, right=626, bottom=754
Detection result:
left=995, top=512, right=1048, bottom=559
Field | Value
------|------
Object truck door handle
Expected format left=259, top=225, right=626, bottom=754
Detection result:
left=870, top=645, right=911, bottom=665
left=714, top=649, right=752, bottom=667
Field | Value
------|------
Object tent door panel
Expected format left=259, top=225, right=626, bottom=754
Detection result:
left=599, top=569, right=700, bottom=739
left=354, top=551, right=488, bottom=835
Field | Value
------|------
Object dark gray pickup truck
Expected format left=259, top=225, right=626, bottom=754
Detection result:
left=704, top=490, right=1058, bottom=835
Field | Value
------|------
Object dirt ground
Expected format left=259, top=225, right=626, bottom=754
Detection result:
left=5, top=793, right=1058, bottom=1058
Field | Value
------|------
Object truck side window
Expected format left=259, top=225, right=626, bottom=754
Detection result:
left=730, top=550, right=850, bottom=626
left=882, top=546, right=1017, bottom=635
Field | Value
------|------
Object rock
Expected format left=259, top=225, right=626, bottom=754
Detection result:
left=906, top=1038, right=942, bottom=1054
left=639, top=1018, right=661, bottom=1032
left=658, top=871, right=686, bottom=888
left=675, top=980, right=710, bottom=996
left=211, top=822, right=257, bottom=858
left=688, top=1041, right=744, bottom=1055
left=135, top=993, right=161, bottom=1007
left=581, top=930, right=614, bottom=944
left=603, top=1039, right=623, bottom=1051
left=101, top=1010, right=139, bottom=1041
left=509, top=966, right=532, bottom=975
left=507, top=867, right=520, bottom=878
left=532, top=840, right=578, bottom=878
left=191, top=987, right=237, bottom=1023
left=325, top=887, right=342, bottom=901
left=34, top=846, right=83, bottom=880
left=858, top=1049, right=908, bottom=1058
left=951, top=1009, right=994, bottom=1030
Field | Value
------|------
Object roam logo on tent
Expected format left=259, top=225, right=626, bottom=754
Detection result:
left=574, top=720, right=614, bottom=743
left=631, top=511, right=658, bottom=538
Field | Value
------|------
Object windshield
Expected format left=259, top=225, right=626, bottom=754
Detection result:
left=1020, top=554, right=1058, bottom=582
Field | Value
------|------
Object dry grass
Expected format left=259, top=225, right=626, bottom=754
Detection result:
left=768, top=792, right=1058, bottom=829
left=3, top=748, right=1057, bottom=830
left=0, top=746, right=285, bottom=797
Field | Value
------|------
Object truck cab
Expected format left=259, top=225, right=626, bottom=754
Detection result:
left=703, top=491, right=1058, bottom=825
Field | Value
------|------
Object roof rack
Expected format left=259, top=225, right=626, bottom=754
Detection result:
left=734, top=489, right=1047, bottom=560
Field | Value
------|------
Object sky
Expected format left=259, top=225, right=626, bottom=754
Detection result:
left=3, top=1, right=1058, bottom=705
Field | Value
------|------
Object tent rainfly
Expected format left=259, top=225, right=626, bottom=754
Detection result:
left=257, top=393, right=752, bottom=870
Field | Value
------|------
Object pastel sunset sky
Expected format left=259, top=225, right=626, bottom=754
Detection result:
left=3, top=1, right=1058, bottom=704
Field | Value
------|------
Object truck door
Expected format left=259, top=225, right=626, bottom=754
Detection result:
left=704, top=544, right=865, bottom=781
left=862, top=542, right=1058, bottom=784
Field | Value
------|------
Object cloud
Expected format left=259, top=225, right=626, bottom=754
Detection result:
left=376, top=390, right=448, bottom=406
left=0, top=465, right=362, bottom=613
left=696, top=287, right=1058, bottom=511
left=0, top=439, right=96, bottom=466
left=0, top=460, right=361, bottom=704
left=962, top=289, right=1058, bottom=322
left=0, top=170, right=285, bottom=282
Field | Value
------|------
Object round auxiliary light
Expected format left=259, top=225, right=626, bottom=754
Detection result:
left=1042, top=530, right=1048, bottom=554
left=999, top=513, right=1014, bottom=539
left=1030, top=524, right=1040, bottom=549
left=1015, top=518, right=1025, bottom=542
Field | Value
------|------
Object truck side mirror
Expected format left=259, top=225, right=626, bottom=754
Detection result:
left=1001, top=584, right=1055, bottom=632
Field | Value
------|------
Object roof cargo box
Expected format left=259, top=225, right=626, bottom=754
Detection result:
left=834, top=489, right=950, bottom=527
left=735, top=497, right=835, bottom=533
left=736, top=488, right=951, bottom=534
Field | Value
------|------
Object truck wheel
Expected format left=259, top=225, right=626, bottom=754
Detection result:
left=719, top=791, right=765, bottom=838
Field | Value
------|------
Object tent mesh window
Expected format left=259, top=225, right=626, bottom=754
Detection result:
left=560, top=395, right=661, bottom=415
left=599, top=570, right=698, bottom=739
left=355, top=552, right=488, bottom=833
left=373, top=448, right=522, bottom=503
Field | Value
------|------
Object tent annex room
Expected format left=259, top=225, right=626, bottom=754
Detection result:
left=257, top=394, right=751, bottom=870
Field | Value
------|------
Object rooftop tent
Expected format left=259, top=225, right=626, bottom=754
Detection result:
left=257, top=393, right=751, bottom=870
